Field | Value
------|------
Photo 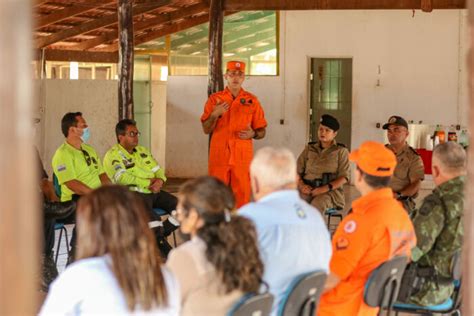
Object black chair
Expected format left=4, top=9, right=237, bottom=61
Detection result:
left=392, top=251, right=462, bottom=316
left=363, top=255, right=408, bottom=316
left=324, top=207, right=343, bottom=232
left=278, top=271, right=327, bottom=316
left=227, top=292, right=274, bottom=316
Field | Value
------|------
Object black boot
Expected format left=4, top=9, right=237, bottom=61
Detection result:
left=44, top=201, right=76, bottom=220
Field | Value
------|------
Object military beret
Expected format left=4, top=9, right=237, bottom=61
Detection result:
left=320, top=114, right=340, bottom=132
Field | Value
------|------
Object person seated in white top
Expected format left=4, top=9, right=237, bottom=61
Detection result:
left=166, top=176, right=264, bottom=316
left=39, top=185, right=180, bottom=316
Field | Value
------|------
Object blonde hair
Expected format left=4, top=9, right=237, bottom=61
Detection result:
left=76, top=185, right=168, bottom=311
left=250, top=146, right=297, bottom=189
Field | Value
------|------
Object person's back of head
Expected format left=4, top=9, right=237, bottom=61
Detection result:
left=432, top=142, right=466, bottom=185
left=250, top=147, right=297, bottom=200
left=76, top=185, right=168, bottom=311
left=349, top=141, right=397, bottom=194
left=178, top=176, right=263, bottom=294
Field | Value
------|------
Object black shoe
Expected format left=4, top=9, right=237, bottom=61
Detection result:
left=44, top=201, right=76, bottom=220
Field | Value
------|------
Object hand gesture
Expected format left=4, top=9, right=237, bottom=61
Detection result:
left=300, top=185, right=312, bottom=195
left=238, top=124, right=256, bottom=140
left=211, top=100, right=229, bottom=118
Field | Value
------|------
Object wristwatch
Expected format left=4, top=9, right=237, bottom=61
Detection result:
left=327, top=183, right=333, bottom=191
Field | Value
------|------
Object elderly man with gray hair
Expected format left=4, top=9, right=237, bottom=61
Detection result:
left=239, top=146, right=332, bottom=315
left=399, top=142, right=465, bottom=306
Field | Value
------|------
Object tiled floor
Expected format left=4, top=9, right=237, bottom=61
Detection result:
left=54, top=180, right=433, bottom=273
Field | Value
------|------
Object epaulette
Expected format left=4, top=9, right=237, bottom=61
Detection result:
left=337, top=143, right=346, bottom=148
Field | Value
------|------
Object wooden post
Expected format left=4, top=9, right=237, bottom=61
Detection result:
left=207, top=0, right=224, bottom=97
left=0, top=0, right=39, bottom=314
left=118, top=0, right=134, bottom=119
left=464, top=1, right=474, bottom=313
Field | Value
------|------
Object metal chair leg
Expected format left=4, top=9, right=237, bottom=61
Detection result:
left=55, top=227, right=63, bottom=264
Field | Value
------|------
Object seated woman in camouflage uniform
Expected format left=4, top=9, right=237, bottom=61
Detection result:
left=297, top=114, right=350, bottom=213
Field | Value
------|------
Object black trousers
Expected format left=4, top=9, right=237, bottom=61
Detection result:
left=137, top=191, right=178, bottom=219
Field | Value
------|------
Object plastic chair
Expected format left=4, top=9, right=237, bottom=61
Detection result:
left=153, top=208, right=177, bottom=247
left=278, top=270, right=327, bottom=316
left=363, top=255, right=408, bottom=316
left=54, top=222, right=70, bottom=265
left=227, top=292, right=274, bottom=316
left=392, top=251, right=462, bottom=316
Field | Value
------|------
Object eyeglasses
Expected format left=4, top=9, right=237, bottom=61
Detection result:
left=126, top=131, right=141, bottom=137
left=227, top=71, right=245, bottom=78
left=81, top=149, right=97, bottom=166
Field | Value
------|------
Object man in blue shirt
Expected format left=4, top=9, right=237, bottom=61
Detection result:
left=239, top=146, right=332, bottom=315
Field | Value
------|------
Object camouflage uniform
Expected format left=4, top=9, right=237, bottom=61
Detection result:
left=296, top=140, right=350, bottom=212
left=407, top=176, right=464, bottom=306
left=386, top=143, right=425, bottom=212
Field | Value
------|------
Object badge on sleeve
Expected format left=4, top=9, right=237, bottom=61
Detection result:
left=336, top=237, right=349, bottom=250
left=343, top=220, right=357, bottom=233
left=57, top=164, right=66, bottom=172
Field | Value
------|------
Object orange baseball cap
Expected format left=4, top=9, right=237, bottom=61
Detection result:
left=227, top=61, right=245, bottom=72
left=349, top=141, right=397, bottom=176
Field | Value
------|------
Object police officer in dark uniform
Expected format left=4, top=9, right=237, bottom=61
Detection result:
left=297, top=114, right=350, bottom=213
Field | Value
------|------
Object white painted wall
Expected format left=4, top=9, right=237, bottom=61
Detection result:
left=38, top=79, right=118, bottom=176
left=166, top=9, right=469, bottom=178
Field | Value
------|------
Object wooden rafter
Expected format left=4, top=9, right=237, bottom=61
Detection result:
left=223, top=0, right=465, bottom=10
left=36, top=0, right=115, bottom=29
left=35, top=49, right=118, bottom=62
left=70, top=2, right=208, bottom=50
left=35, top=0, right=171, bottom=48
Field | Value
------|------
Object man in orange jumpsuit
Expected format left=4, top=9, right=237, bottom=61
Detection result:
left=318, top=141, right=416, bottom=316
left=201, top=61, right=267, bottom=207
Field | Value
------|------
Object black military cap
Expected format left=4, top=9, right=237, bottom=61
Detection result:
left=382, top=115, right=408, bottom=130
left=320, top=114, right=340, bottom=131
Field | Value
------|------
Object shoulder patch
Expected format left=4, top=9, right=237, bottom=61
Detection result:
left=336, top=237, right=349, bottom=250
left=344, top=220, right=357, bottom=233
left=57, top=164, right=66, bottom=172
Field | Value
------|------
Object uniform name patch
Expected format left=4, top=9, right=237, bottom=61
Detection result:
left=344, top=220, right=357, bottom=233
left=57, top=164, right=66, bottom=172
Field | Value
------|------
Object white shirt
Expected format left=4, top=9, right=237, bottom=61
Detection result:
left=239, top=190, right=332, bottom=316
left=39, top=256, right=180, bottom=316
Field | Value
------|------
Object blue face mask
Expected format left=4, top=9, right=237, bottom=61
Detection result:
left=80, top=127, right=91, bottom=143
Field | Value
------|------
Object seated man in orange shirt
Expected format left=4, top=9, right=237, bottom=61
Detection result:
left=318, top=141, right=416, bottom=316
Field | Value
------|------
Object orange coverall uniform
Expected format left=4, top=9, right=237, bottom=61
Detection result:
left=201, top=87, right=267, bottom=207
left=318, top=188, right=416, bottom=316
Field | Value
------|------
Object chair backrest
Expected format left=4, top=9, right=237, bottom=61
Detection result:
left=228, top=292, right=274, bottom=316
left=278, top=271, right=327, bottom=316
left=364, top=256, right=408, bottom=309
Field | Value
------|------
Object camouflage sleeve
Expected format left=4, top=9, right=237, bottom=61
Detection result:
left=337, top=148, right=351, bottom=181
left=408, top=154, right=425, bottom=182
left=296, top=146, right=308, bottom=177
left=411, top=194, right=445, bottom=262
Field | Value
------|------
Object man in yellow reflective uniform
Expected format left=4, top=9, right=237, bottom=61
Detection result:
left=103, top=119, right=179, bottom=245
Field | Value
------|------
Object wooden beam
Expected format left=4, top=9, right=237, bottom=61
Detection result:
left=0, top=0, right=38, bottom=315
left=71, top=2, right=208, bottom=51
left=35, top=0, right=171, bottom=48
left=118, top=0, right=134, bottom=120
left=208, top=0, right=224, bottom=96
left=224, top=0, right=465, bottom=10
left=35, top=0, right=115, bottom=29
left=35, top=49, right=118, bottom=62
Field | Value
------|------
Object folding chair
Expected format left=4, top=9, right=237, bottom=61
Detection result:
left=227, top=292, right=274, bottom=316
left=54, top=222, right=70, bottom=265
left=153, top=208, right=177, bottom=247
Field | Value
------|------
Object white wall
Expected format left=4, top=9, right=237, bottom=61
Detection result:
left=38, top=79, right=118, bottom=176
left=166, top=9, right=469, bottom=178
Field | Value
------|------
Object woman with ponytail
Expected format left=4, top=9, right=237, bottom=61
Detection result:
left=167, top=176, right=264, bottom=315
left=40, top=185, right=180, bottom=315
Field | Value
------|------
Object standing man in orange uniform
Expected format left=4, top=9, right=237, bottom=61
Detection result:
left=201, top=61, right=267, bottom=207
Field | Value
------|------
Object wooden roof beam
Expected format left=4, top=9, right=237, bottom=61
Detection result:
left=35, top=49, right=118, bottom=63
left=35, top=0, right=171, bottom=48
left=71, top=2, right=209, bottom=51
left=223, top=0, right=465, bottom=11
left=35, top=0, right=115, bottom=29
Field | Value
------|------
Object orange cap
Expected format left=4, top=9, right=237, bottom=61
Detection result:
left=227, top=61, right=245, bottom=72
left=349, top=141, right=397, bottom=176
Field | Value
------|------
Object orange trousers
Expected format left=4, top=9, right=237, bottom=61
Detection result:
left=209, top=164, right=251, bottom=208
